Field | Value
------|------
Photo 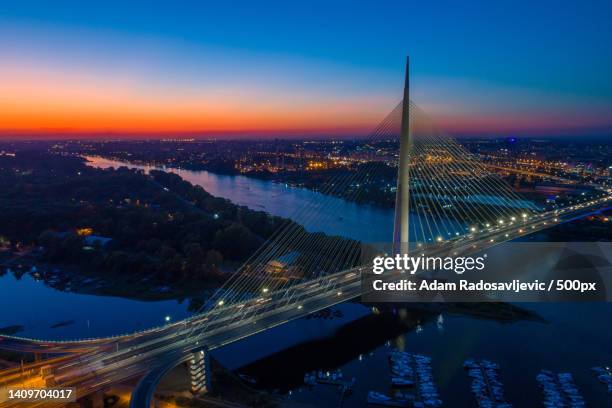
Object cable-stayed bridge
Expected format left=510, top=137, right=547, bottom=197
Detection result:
left=0, top=58, right=610, bottom=408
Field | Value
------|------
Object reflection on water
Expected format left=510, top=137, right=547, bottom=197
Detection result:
left=241, top=303, right=612, bottom=407
left=0, top=273, right=190, bottom=340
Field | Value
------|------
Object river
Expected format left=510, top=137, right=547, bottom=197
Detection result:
left=0, top=157, right=610, bottom=407
left=84, top=156, right=398, bottom=242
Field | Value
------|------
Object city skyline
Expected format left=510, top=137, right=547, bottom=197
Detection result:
left=1, top=0, right=612, bottom=139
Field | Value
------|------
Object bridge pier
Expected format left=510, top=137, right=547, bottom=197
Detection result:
left=189, top=348, right=211, bottom=395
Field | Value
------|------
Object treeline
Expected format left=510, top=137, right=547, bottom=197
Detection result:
left=0, top=152, right=279, bottom=285
left=0, top=151, right=361, bottom=288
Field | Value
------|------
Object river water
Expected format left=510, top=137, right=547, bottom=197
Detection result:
left=85, top=156, right=398, bottom=242
left=1, top=156, right=400, bottom=340
left=0, top=157, right=610, bottom=407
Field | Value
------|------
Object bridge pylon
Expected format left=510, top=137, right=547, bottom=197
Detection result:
left=393, top=56, right=411, bottom=255
left=189, top=348, right=211, bottom=395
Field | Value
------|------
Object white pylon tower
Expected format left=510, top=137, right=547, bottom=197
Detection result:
left=393, top=56, right=411, bottom=255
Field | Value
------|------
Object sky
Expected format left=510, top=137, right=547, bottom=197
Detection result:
left=1, top=0, right=612, bottom=139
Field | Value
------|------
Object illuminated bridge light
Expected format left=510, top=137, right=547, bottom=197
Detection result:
left=498, top=219, right=504, bottom=224
left=297, top=305, right=303, bottom=310
left=511, top=216, right=516, bottom=221
left=337, top=291, right=343, bottom=296
left=165, top=316, right=171, bottom=322
left=262, top=288, right=269, bottom=293
left=470, top=227, right=477, bottom=232
left=436, top=236, right=443, bottom=242
left=218, top=300, right=224, bottom=306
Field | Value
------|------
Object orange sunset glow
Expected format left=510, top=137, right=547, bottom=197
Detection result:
left=0, top=65, right=391, bottom=137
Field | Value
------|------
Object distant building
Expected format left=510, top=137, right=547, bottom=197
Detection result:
left=265, top=250, right=302, bottom=279
left=76, top=227, right=93, bottom=236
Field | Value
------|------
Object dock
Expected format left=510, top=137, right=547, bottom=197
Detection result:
left=463, top=359, right=512, bottom=408
left=387, top=350, right=442, bottom=407
left=536, top=370, right=585, bottom=407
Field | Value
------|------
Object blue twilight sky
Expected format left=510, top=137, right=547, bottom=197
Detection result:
left=1, top=0, right=611, bottom=137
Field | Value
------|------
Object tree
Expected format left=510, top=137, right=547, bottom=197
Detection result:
left=204, top=250, right=223, bottom=271
left=213, top=223, right=259, bottom=259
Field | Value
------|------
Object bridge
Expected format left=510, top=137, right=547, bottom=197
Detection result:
left=0, top=58, right=610, bottom=408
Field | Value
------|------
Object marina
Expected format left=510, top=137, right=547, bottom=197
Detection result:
left=384, top=350, right=442, bottom=407
left=464, top=359, right=512, bottom=408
